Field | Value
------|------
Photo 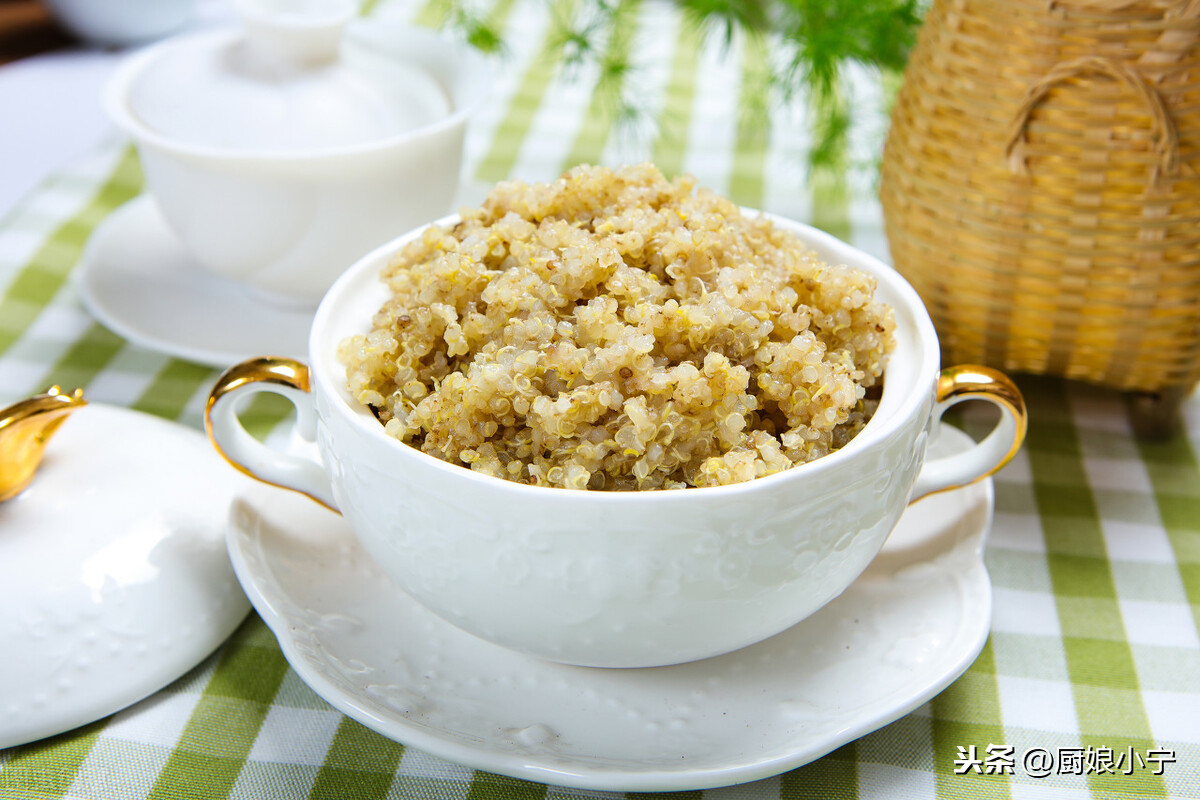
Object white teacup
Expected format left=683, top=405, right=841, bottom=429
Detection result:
left=43, top=0, right=195, bottom=46
left=104, top=15, right=488, bottom=306
left=205, top=214, right=1027, bottom=668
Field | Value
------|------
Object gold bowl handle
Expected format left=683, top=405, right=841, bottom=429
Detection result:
left=205, top=357, right=338, bottom=511
left=910, top=365, right=1028, bottom=502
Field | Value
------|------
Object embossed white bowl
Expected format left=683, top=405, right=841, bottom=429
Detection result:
left=206, top=213, right=1025, bottom=668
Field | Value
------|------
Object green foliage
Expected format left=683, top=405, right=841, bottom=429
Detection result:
left=546, top=0, right=644, bottom=121
left=418, top=0, right=509, bottom=53
left=777, top=0, right=920, bottom=96
left=461, top=13, right=506, bottom=52
left=428, top=0, right=925, bottom=174
left=773, top=0, right=921, bottom=172
left=677, top=0, right=768, bottom=44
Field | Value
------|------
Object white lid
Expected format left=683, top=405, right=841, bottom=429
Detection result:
left=0, top=404, right=254, bottom=747
left=126, top=0, right=452, bottom=152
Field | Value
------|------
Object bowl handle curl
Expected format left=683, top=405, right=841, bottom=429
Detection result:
left=909, top=365, right=1027, bottom=503
left=205, top=357, right=339, bottom=512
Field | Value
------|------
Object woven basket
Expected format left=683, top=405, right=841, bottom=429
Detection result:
left=880, top=0, right=1200, bottom=425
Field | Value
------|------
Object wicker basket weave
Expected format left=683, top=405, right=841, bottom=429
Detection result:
left=880, top=0, right=1200, bottom=412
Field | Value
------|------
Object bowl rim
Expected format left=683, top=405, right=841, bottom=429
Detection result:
left=310, top=208, right=942, bottom=504
left=103, top=24, right=490, bottom=163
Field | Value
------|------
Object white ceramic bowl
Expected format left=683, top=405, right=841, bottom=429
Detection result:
left=43, top=0, right=194, bottom=46
left=104, top=23, right=488, bottom=306
left=205, top=214, right=1026, bottom=668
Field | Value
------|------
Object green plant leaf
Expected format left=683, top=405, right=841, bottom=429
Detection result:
left=431, top=0, right=926, bottom=174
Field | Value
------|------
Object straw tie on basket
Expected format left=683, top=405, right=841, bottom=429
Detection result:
left=1003, top=55, right=1180, bottom=186
left=1045, top=0, right=1195, bottom=11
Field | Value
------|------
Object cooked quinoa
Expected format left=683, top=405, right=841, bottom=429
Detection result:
left=339, top=164, right=895, bottom=490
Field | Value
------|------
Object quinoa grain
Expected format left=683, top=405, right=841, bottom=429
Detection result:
left=340, top=164, right=894, bottom=490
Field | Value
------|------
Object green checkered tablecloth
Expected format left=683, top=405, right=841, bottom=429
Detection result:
left=3, top=0, right=1200, bottom=798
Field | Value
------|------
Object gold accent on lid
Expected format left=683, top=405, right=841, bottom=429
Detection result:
left=0, top=386, right=87, bottom=502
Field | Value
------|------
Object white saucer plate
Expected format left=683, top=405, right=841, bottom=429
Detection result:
left=0, top=404, right=253, bottom=749
left=226, top=427, right=995, bottom=792
left=74, top=195, right=314, bottom=370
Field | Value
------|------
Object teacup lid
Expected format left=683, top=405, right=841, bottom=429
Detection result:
left=125, top=0, right=452, bottom=152
left=0, top=393, right=255, bottom=747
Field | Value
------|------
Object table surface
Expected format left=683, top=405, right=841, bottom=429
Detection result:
left=1, top=1, right=1199, bottom=798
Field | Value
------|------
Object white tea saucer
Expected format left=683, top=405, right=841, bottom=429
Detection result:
left=0, top=403, right=254, bottom=748
left=75, top=195, right=314, bottom=369
left=227, top=427, right=995, bottom=792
